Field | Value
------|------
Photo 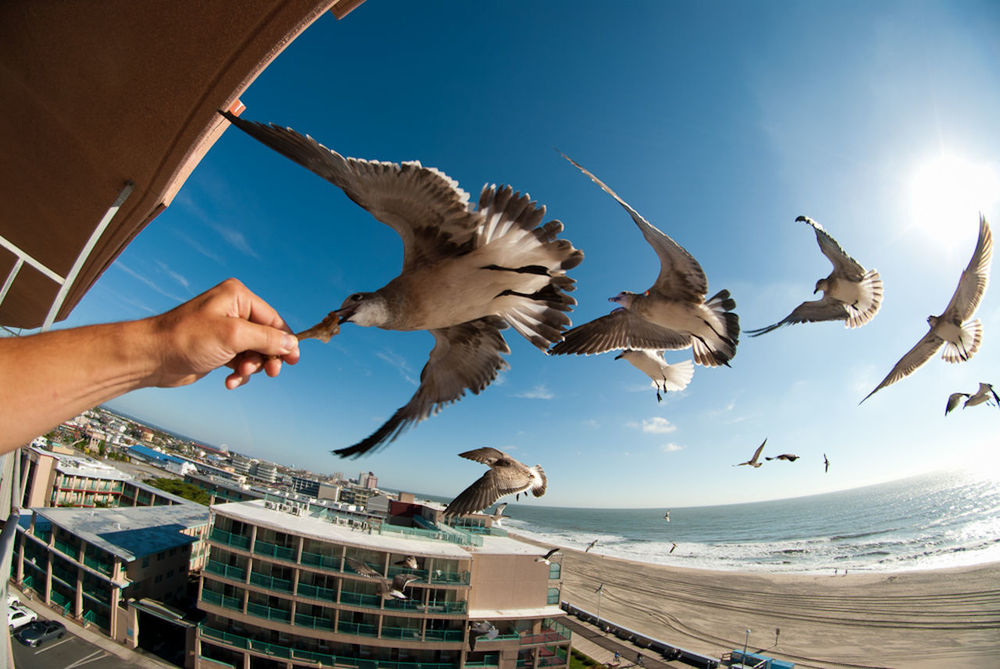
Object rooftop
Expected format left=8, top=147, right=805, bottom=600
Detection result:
left=34, top=504, right=210, bottom=562
left=38, top=448, right=133, bottom=482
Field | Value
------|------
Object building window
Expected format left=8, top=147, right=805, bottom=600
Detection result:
left=547, top=587, right=560, bottom=605
left=142, top=557, right=150, bottom=568
left=548, top=562, right=561, bottom=580
left=155, top=574, right=163, bottom=583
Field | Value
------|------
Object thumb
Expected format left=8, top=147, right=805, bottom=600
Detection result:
left=229, top=320, right=299, bottom=359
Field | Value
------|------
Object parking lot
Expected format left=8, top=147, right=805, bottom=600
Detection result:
left=11, top=628, right=140, bottom=669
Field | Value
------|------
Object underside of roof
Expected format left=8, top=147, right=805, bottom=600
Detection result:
left=0, top=0, right=365, bottom=329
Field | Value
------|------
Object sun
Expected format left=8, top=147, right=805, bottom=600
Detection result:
left=908, top=153, right=1000, bottom=245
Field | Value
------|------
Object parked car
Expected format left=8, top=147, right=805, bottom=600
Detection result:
left=14, top=620, right=65, bottom=647
left=7, top=605, right=37, bottom=631
left=6, top=593, right=19, bottom=608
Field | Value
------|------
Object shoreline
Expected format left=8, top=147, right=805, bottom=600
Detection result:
left=511, top=532, right=1000, bottom=668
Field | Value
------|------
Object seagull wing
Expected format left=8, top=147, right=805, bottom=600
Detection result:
left=747, top=296, right=850, bottom=336
left=345, top=557, right=382, bottom=579
left=549, top=309, right=692, bottom=355
left=333, top=318, right=510, bottom=458
left=563, top=154, right=707, bottom=302
left=941, top=215, right=992, bottom=323
left=800, top=216, right=866, bottom=281
left=543, top=548, right=560, bottom=560
left=459, top=447, right=512, bottom=466
left=221, top=112, right=483, bottom=269
left=444, top=458, right=536, bottom=516
left=392, top=573, right=419, bottom=591
left=861, top=330, right=943, bottom=403
left=750, top=439, right=766, bottom=464
left=945, top=392, right=968, bottom=415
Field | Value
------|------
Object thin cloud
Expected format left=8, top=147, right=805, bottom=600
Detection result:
left=154, top=260, right=190, bottom=291
left=212, top=223, right=260, bottom=259
left=660, top=443, right=684, bottom=453
left=514, top=385, right=554, bottom=400
left=376, top=350, right=418, bottom=386
left=167, top=227, right=225, bottom=265
left=628, top=417, right=677, bottom=434
left=113, top=262, right=186, bottom=303
left=582, top=418, right=600, bottom=429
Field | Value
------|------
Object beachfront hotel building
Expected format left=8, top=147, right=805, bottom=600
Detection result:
left=10, top=504, right=211, bottom=641
left=196, top=499, right=572, bottom=669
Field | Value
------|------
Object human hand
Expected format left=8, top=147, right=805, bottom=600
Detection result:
left=145, top=278, right=300, bottom=389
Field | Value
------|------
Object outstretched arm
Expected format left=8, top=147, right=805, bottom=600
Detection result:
left=0, top=278, right=299, bottom=454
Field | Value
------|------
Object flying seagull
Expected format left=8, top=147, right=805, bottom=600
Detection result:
left=862, top=215, right=992, bottom=403
left=664, top=510, right=670, bottom=522
left=549, top=154, right=739, bottom=367
left=946, top=382, right=1000, bottom=415
left=615, top=350, right=694, bottom=402
left=765, top=453, right=800, bottom=462
left=443, top=448, right=547, bottom=516
left=536, top=548, right=560, bottom=565
left=382, top=573, right=419, bottom=599
left=394, top=555, right=420, bottom=570
left=748, top=216, right=882, bottom=336
left=585, top=539, right=599, bottom=552
left=221, top=112, right=583, bottom=458
left=345, top=557, right=382, bottom=579
left=669, top=543, right=677, bottom=554
left=823, top=453, right=830, bottom=473
left=735, top=439, right=767, bottom=468
left=490, top=502, right=509, bottom=527
left=469, top=620, right=499, bottom=651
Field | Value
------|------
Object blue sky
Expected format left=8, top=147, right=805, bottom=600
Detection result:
left=58, top=1, right=1000, bottom=507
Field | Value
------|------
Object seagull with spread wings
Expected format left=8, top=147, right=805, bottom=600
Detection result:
left=615, top=350, right=694, bottom=402
left=221, top=113, right=583, bottom=458
left=765, top=453, right=800, bottom=462
left=549, top=154, right=739, bottom=368
left=748, top=216, right=882, bottom=336
left=862, top=215, right=992, bottom=403
left=946, top=382, right=1000, bottom=415
left=585, top=539, right=598, bottom=552
left=443, top=448, right=547, bottom=516
left=346, top=557, right=419, bottom=599
left=735, top=439, right=767, bottom=468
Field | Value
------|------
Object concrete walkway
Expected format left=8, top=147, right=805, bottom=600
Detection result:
left=11, top=584, right=177, bottom=669
left=563, top=616, right=686, bottom=669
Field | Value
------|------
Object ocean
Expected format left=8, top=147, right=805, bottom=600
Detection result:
left=488, top=470, right=1000, bottom=574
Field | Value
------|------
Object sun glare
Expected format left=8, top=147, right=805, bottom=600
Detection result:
left=909, top=153, right=1000, bottom=245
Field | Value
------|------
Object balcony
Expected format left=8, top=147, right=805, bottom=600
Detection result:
left=200, top=625, right=458, bottom=669
left=339, top=590, right=382, bottom=608
left=252, top=539, right=297, bottom=563
left=249, top=571, right=294, bottom=593
left=205, top=559, right=247, bottom=582
left=380, top=625, right=422, bottom=641
left=209, top=528, right=251, bottom=551
left=53, top=537, right=79, bottom=559
left=201, top=589, right=243, bottom=612
left=246, top=601, right=292, bottom=623
left=428, top=570, right=470, bottom=586
left=296, top=581, right=337, bottom=601
left=300, top=550, right=342, bottom=571
left=82, top=553, right=113, bottom=577
left=336, top=619, right=378, bottom=637
left=423, top=628, right=465, bottom=642
left=293, top=611, right=335, bottom=631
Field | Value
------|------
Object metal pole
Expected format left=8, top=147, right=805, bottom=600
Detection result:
left=595, top=583, right=604, bottom=634
left=742, top=628, right=751, bottom=665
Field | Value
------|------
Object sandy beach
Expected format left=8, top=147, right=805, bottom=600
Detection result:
left=516, top=535, right=1000, bottom=668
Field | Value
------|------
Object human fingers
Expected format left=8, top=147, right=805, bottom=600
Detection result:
left=228, top=320, right=299, bottom=360
left=227, top=279, right=293, bottom=332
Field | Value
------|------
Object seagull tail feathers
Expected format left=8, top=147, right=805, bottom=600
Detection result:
left=941, top=319, right=982, bottom=363
left=693, top=290, right=740, bottom=366
left=845, top=269, right=883, bottom=329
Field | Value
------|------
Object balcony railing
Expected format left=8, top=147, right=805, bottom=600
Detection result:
left=246, top=601, right=292, bottom=623
left=252, top=540, right=296, bottom=563
left=293, top=611, right=335, bottom=631
left=53, top=537, right=79, bottom=559
left=336, top=620, right=378, bottom=637
left=205, top=559, right=247, bottom=582
left=380, top=625, right=422, bottom=640
left=249, top=571, right=294, bottom=593
left=200, top=625, right=457, bottom=669
left=209, top=528, right=251, bottom=551
left=339, top=590, right=382, bottom=608
left=423, top=628, right=466, bottom=642
left=201, top=589, right=243, bottom=612
left=300, top=550, right=342, bottom=571
left=296, top=581, right=337, bottom=601
left=82, top=553, right=113, bottom=577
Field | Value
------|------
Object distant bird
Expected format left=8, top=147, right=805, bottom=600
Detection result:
left=615, top=350, right=694, bottom=402
left=735, top=439, right=767, bottom=468
left=221, top=113, right=583, bottom=458
left=748, top=216, right=882, bottom=336
left=394, top=555, right=420, bottom=570
left=469, top=620, right=498, bottom=651
left=664, top=510, right=670, bottom=522
left=345, top=557, right=381, bottom=579
left=490, top=502, right=509, bottom=526
left=669, top=543, right=677, bottom=554
left=862, top=216, right=992, bottom=403
left=382, top=573, right=419, bottom=599
left=549, top=154, right=739, bottom=367
left=585, top=539, right=598, bottom=552
left=536, top=548, right=560, bottom=565
left=765, top=453, right=800, bottom=462
left=823, top=453, right=830, bottom=473
left=946, top=382, right=1000, bottom=415
left=443, top=448, right=547, bottom=516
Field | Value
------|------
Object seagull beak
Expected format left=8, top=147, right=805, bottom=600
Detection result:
left=335, top=304, right=358, bottom=324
